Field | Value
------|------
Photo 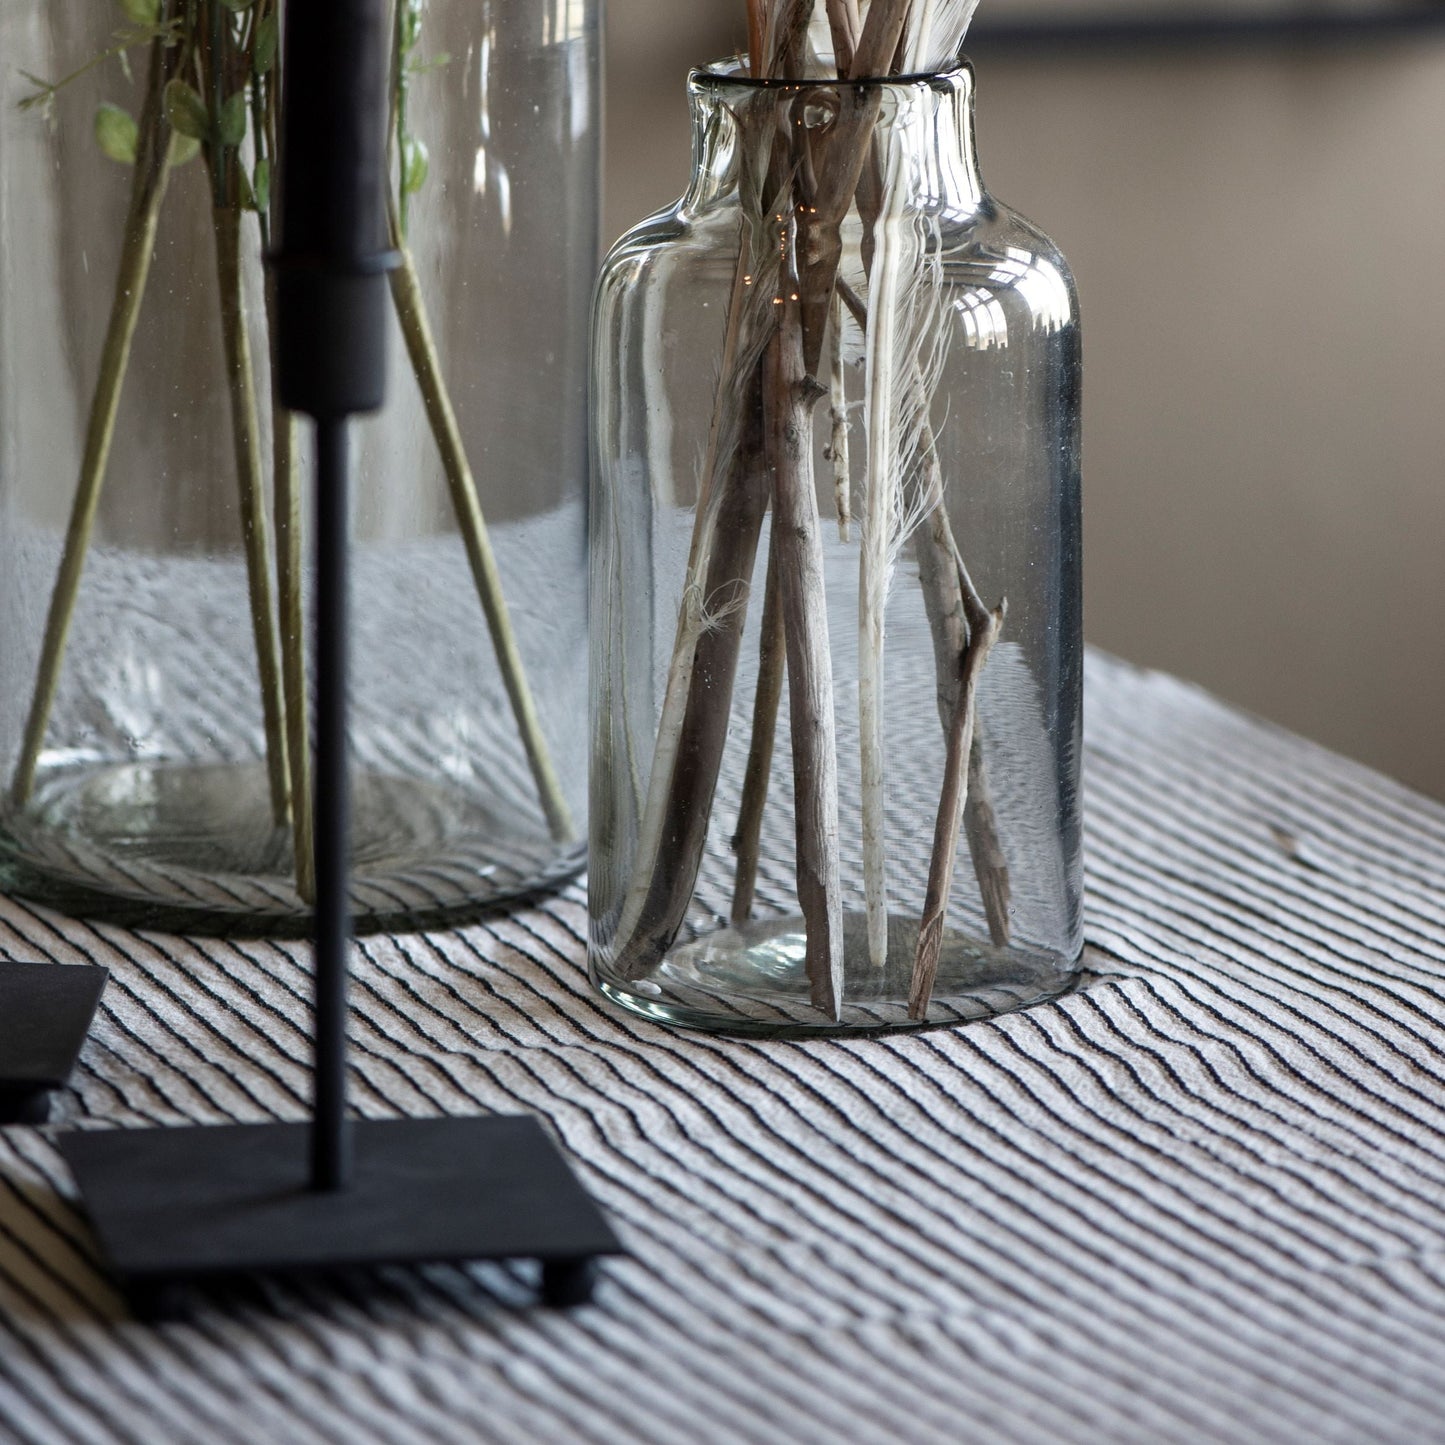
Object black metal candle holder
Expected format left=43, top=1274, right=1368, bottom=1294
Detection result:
left=0, top=960, right=106, bottom=1125
left=59, top=0, right=619, bottom=1319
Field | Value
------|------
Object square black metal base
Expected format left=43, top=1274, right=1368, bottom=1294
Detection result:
left=0, top=961, right=107, bottom=1125
left=62, top=1115, right=622, bottom=1318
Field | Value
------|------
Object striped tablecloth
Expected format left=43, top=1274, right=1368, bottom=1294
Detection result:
left=3, top=649, right=1444, bottom=1445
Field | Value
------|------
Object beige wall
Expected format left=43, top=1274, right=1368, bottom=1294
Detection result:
left=605, top=8, right=1445, bottom=799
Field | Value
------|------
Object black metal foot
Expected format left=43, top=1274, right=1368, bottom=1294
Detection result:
left=1, top=961, right=106, bottom=1123
left=62, top=1117, right=621, bottom=1313
left=0, top=1087, right=53, bottom=1127
left=541, top=1257, right=599, bottom=1308
left=128, top=1279, right=192, bottom=1324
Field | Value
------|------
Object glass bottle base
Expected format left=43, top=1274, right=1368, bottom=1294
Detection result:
left=593, top=911, right=1079, bottom=1037
left=0, top=759, right=582, bottom=936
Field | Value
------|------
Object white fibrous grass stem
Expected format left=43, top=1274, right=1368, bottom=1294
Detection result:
left=858, top=145, right=950, bottom=968
left=902, top=0, right=982, bottom=72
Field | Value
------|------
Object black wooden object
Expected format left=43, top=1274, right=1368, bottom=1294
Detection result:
left=0, top=961, right=106, bottom=1124
left=60, top=0, right=618, bottom=1317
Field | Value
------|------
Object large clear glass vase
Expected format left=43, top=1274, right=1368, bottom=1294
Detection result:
left=0, top=0, right=596, bottom=934
left=590, top=61, right=1082, bottom=1034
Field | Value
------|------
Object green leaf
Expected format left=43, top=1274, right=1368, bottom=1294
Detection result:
left=94, top=102, right=138, bottom=165
left=401, top=0, right=423, bottom=52
left=217, top=89, right=248, bottom=147
left=407, top=50, right=452, bottom=75
left=252, top=158, right=271, bottom=213
left=117, top=0, right=160, bottom=24
left=168, top=132, right=201, bottom=167
left=402, top=135, right=429, bottom=196
left=254, top=14, right=279, bottom=74
left=236, top=165, right=256, bottom=211
left=164, top=79, right=210, bottom=140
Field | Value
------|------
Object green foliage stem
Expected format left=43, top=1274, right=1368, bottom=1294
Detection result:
left=10, top=27, right=181, bottom=806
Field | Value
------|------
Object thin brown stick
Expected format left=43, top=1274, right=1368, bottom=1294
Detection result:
left=908, top=447, right=1007, bottom=1019
left=9, top=33, right=179, bottom=808
left=766, top=0, right=815, bottom=76
left=747, top=0, right=767, bottom=76
left=730, top=534, right=786, bottom=924
left=909, top=581, right=1004, bottom=1020
left=613, top=374, right=772, bottom=979
left=964, top=740, right=1010, bottom=946
left=912, top=444, right=1012, bottom=947
left=858, top=262, right=1017, bottom=954
left=826, top=291, right=852, bottom=540
left=756, top=83, right=846, bottom=1013
left=851, top=0, right=914, bottom=77
left=824, top=0, right=862, bottom=75
left=611, top=220, right=769, bottom=969
left=794, top=86, right=880, bottom=379
left=766, top=306, right=843, bottom=1018
left=387, top=197, right=575, bottom=844
left=211, top=198, right=292, bottom=827
left=613, top=87, right=816, bottom=977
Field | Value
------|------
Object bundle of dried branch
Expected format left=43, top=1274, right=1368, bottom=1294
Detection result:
left=613, top=0, right=1010, bottom=1020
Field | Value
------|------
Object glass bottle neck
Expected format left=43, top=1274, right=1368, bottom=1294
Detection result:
left=683, top=62, right=985, bottom=222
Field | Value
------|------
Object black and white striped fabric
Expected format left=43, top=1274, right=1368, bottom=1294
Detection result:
left=3, top=649, right=1444, bottom=1445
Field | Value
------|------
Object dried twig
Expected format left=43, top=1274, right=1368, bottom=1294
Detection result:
left=613, top=226, right=767, bottom=963
left=613, top=85, right=805, bottom=975
left=765, top=307, right=843, bottom=1017
left=911, top=431, right=1012, bottom=947
left=613, top=372, right=772, bottom=978
left=730, top=539, right=786, bottom=924
left=826, top=292, right=852, bottom=540
left=767, top=0, right=816, bottom=77
left=823, top=0, right=862, bottom=74
left=851, top=0, right=914, bottom=76
left=909, top=525, right=1005, bottom=1019
left=909, top=605, right=1004, bottom=1016
left=613, top=1, right=998, bottom=1019
left=852, top=274, right=1015, bottom=950
left=747, top=0, right=767, bottom=76
left=964, top=740, right=1010, bottom=945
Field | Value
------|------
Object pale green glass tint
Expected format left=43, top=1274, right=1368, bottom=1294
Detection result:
left=590, top=63, right=1082, bottom=1034
left=0, top=1, right=596, bottom=932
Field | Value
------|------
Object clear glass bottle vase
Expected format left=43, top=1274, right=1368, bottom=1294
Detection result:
left=0, top=0, right=596, bottom=933
left=590, top=61, right=1082, bottom=1033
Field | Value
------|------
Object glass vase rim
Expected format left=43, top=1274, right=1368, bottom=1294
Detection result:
left=690, top=54, right=975, bottom=94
